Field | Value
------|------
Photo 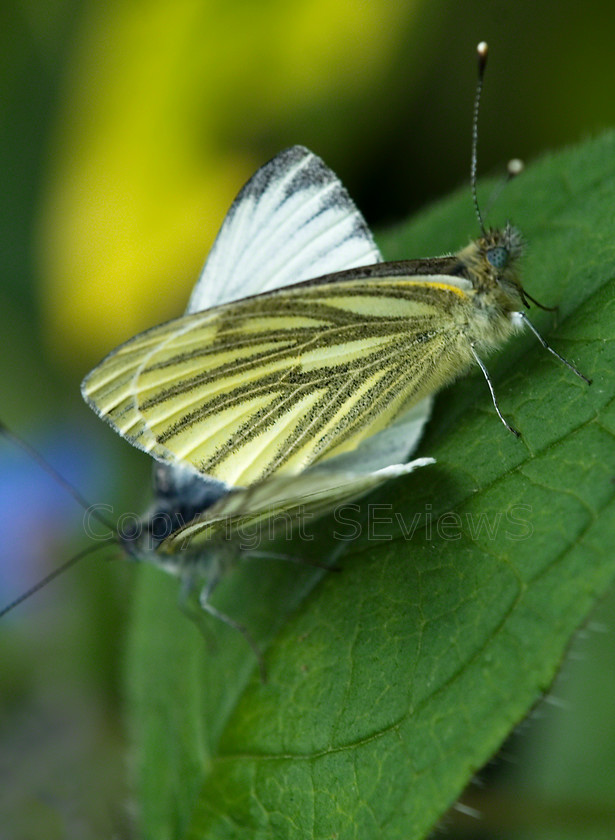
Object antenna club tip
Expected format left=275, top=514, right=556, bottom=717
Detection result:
left=507, top=158, right=524, bottom=177
left=476, top=41, right=489, bottom=73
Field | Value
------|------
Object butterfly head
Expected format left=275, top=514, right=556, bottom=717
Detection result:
left=460, top=223, right=528, bottom=309
left=483, top=223, right=523, bottom=267
left=118, top=511, right=176, bottom=558
left=118, top=465, right=228, bottom=561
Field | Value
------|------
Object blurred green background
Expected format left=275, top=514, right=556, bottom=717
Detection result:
left=2, top=0, right=615, bottom=837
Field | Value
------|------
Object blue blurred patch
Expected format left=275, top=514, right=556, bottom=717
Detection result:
left=0, top=424, right=115, bottom=609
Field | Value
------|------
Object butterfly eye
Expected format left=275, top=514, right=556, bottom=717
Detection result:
left=486, top=246, right=509, bottom=269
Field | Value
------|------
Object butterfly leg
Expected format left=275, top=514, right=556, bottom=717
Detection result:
left=517, top=312, right=591, bottom=384
left=199, top=592, right=267, bottom=683
left=178, top=570, right=221, bottom=654
left=470, top=344, right=520, bottom=437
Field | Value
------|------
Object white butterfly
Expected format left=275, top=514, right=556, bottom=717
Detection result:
left=82, top=146, right=433, bottom=663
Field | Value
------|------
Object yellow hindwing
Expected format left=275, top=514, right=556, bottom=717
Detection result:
left=82, top=277, right=472, bottom=486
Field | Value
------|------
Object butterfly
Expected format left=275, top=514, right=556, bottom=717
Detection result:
left=82, top=113, right=592, bottom=561
left=5, top=44, right=589, bottom=670
left=76, top=146, right=433, bottom=665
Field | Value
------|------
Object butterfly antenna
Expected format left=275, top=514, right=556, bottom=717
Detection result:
left=471, top=41, right=489, bottom=236
left=0, top=420, right=116, bottom=534
left=0, top=540, right=115, bottom=618
left=483, top=158, right=524, bottom=218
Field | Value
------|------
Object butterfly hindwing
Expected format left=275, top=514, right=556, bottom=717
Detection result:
left=156, top=454, right=435, bottom=553
left=82, top=275, right=465, bottom=486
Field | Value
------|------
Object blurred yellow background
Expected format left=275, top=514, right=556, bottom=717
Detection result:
left=2, top=0, right=615, bottom=836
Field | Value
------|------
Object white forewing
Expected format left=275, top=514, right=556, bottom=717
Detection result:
left=187, top=146, right=382, bottom=312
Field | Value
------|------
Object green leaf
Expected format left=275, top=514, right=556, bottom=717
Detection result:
left=125, top=131, right=615, bottom=840
left=506, top=585, right=615, bottom=839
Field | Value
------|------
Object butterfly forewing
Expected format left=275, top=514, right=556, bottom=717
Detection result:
left=82, top=275, right=471, bottom=486
left=188, top=146, right=382, bottom=312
